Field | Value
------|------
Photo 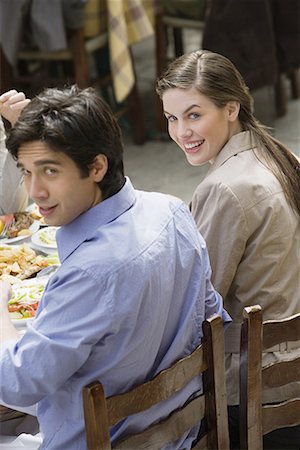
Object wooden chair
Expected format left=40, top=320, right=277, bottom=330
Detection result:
left=83, top=314, right=229, bottom=450
left=239, top=305, right=300, bottom=450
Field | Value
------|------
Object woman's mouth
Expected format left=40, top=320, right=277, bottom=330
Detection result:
left=183, top=140, right=205, bottom=153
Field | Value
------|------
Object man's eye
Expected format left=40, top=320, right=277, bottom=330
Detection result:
left=45, top=168, right=57, bottom=175
left=21, top=169, right=30, bottom=177
left=166, top=115, right=177, bottom=122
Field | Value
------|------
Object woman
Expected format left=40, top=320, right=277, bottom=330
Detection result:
left=156, top=50, right=300, bottom=449
left=0, top=90, right=30, bottom=214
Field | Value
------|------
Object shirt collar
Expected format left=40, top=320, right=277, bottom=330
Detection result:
left=207, top=131, right=254, bottom=175
left=56, top=177, right=136, bottom=262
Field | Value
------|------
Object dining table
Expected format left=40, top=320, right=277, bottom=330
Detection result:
left=0, top=218, right=58, bottom=431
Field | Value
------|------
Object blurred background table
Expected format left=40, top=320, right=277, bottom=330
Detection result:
left=0, top=0, right=155, bottom=144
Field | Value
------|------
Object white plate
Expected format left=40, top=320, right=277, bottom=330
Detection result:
left=31, top=227, right=59, bottom=250
left=13, top=316, right=34, bottom=329
left=0, top=221, right=40, bottom=244
left=30, top=241, right=58, bottom=255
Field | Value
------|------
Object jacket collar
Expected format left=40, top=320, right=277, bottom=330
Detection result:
left=207, top=131, right=255, bottom=175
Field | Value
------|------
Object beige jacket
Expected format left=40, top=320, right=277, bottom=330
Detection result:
left=0, top=117, right=28, bottom=214
left=191, top=131, right=300, bottom=405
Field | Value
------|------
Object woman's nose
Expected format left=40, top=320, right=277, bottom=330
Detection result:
left=177, top=121, right=192, bottom=138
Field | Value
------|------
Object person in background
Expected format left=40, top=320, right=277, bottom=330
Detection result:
left=156, top=49, right=300, bottom=449
left=0, top=90, right=30, bottom=214
left=0, top=85, right=230, bottom=450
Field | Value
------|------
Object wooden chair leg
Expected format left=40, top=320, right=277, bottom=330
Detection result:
left=70, top=28, right=89, bottom=88
left=126, top=81, right=146, bottom=145
left=0, top=46, right=13, bottom=93
left=173, top=28, right=184, bottom=57
left=274, top=73, right=287, bottom=117
left=289, top=68, right=300, bottom=99
left=125, top=47, right=145, bottom=145
left=155, top=11, right=168, bottom=133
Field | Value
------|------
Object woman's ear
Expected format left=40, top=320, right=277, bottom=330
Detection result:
left=227, top=101, right=240, bottom=122
left=90, top=154, right=108, bottom=182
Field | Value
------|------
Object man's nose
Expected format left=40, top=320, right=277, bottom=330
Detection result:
left=27, top=177, right=48, bottom=200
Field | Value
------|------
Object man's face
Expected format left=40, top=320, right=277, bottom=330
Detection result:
left=17, top=141, right=105, bottom=226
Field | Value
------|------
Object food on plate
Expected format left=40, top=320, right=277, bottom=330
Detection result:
left=32, top=227, right=58, bottom=248
left=0, top=212, right=34, bottom=239
left=27, top=203, right=46, bottom=225
left=15, top=229, right=33, bottom=237
left=0, top=214, right=14, bottom=225
left=8, top=278, right=48, bottom=320
left=0, top=244, right=59, bottom=280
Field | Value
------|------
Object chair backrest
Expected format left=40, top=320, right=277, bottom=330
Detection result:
left=239, top=305, right=300, bottom=450
left=83, top=314, right=229, bottom=450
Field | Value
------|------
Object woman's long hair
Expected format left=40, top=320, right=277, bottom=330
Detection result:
left=156, top=50, right=300, bottom=217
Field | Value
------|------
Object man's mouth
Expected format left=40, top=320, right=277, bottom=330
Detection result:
left=38, top=205, right=57, bottom=217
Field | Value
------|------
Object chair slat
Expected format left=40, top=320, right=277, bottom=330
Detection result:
left=262, top=357, right=300, bottom=388
left=162, top=16, right=205, bottom=30
left=194, top=434, right=208, bottom=449
left=262, top=398, right=300, bottom=435
left=107, top=344, right=206, bottom=426
left=115, top=394, right=205, bottom=449
left=263, top=314, right=300, bottom=349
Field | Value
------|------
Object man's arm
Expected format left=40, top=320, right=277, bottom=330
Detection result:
left=0, top=280, right=37, bottom=415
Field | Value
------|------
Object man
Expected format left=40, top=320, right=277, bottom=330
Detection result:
left=0, top=90, right=30, bottom=214
left=0, top=85, right=230, bottom=449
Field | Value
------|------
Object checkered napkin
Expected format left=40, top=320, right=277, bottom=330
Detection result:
left=107, top=0, right=154, bottom=102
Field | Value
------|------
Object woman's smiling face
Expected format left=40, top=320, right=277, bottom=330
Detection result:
left=162, top=87, right=242, bottom=166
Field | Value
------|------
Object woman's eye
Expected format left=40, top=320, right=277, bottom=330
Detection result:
left=189, top=112, right=200, bottom=119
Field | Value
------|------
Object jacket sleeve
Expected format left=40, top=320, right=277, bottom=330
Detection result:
left=191, top=179, right=249, bottom=300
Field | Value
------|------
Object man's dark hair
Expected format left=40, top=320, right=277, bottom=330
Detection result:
left=7, top=85, right=125, bottom=199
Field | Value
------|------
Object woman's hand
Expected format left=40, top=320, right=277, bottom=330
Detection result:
left=0, top=90, right=31, bottom=126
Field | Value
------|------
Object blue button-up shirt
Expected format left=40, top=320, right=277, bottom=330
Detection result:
left=0, top=178, right=230, bottom=449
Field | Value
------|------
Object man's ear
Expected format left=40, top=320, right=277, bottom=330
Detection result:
left=90, top=154, right=108, bottom=182
left=227, top=101, right=240, bottom=122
